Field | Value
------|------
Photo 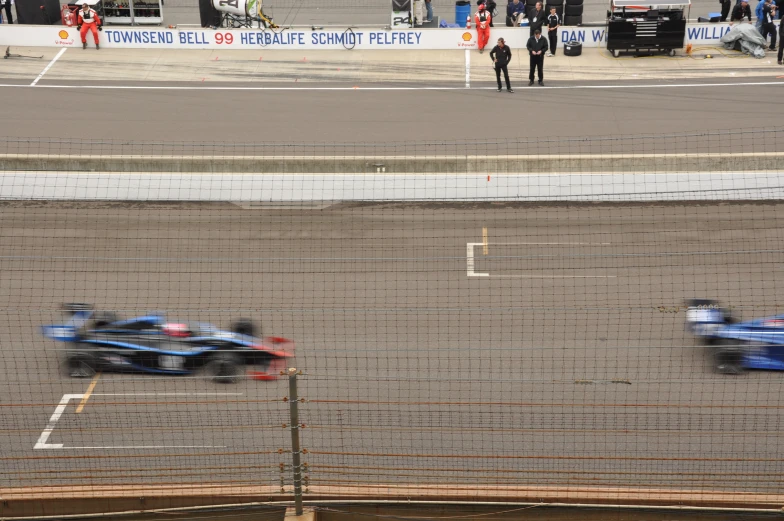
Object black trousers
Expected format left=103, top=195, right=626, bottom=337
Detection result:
left=529, top=54, right=544, bottom=81
left=779, top=24, right=784, bottom=61
left=762, top=22, right=777, bottom=48
left=720, top=1, right=730, bottom=21
left=495, top=64, right=510, bottom=89
left=1, top=2, right=13, bottom=23
left=548, top=29, right=557, bottom=54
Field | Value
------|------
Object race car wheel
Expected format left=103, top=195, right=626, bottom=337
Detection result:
left=65, top=354, right=97, bottom=378
left=207, top=352, right=242, bottom=383
left=714, top=341, right=745, bottom=375
left=231, top=318, right=256, bottom=337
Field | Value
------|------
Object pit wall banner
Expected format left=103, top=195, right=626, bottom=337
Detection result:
left=0, top=23, right=748, bottom=50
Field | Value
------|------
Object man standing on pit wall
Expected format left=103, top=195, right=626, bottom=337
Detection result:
left=546, top=6, right=560, bottom=56
left=760, top=0, right=777, bottom=49
left=526, top=27, right=548, bottom=85
left=77, top=2, right=102, bottom=49
left=778, top=19, right=784, bottom=63
left=0, top=0, right=14, bottom=23
left=424, top=0, right=433, bottom=23
left=730, top=0, right=752, bottom=22
left=528, top=1, right=546, bottom=35
left=490, top=37, right=514, bottom=92
left=720, top=0, right=732, bottom=21
left=475, top=3, right=492, bottom=53
left=754, top=0, right=767, bottom=29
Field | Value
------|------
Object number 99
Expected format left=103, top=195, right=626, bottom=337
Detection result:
left=215, top=32, right=234, bottom=44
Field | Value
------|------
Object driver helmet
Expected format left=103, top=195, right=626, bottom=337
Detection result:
left=163, top=323, right=190, bottom=337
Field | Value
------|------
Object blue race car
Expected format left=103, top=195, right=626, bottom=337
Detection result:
left=42, top=304, right=294, bottom=383
left=686, top=299, right=784, bottom=374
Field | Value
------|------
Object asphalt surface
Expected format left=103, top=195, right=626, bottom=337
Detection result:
left=0, top=81, right=782, bottom=151
left=2, top=201, right=784, bottom=495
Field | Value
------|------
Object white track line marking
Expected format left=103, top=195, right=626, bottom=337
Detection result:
left=30, top=48, right=67, bottom=87
left=92, top=392, right=244, bottom=396
left=486, top=274, right=617, bottom=278
left=1, top=80, right=783, bottom=91
left=466, top=242, right=617, bottom=278
left=467, top=242, right=489, bottom=277
left=34, top=394, right=83, bottom=449
left=465, top=48, right=470, bottom=88
left=62, top=445, right=228, bottom=449
left=34, top=392, right=235, bottom=450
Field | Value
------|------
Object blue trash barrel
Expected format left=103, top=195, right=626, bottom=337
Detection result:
left=455, top=0, right=470, bottom=26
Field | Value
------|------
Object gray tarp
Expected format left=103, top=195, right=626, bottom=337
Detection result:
left=720, top=23, right=768, bottom=57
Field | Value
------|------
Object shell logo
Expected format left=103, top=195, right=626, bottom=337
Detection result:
left=58, top=30, right=69, bottom=39
left=462, top=32, right=472, bottom=41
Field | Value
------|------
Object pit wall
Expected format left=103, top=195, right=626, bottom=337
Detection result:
left=0, top=22, right=746, bottom=50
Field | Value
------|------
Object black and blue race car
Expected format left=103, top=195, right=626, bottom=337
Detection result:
left=686, top=299, right=784, bottom=374
left=42, top=304, right=294, bottom=382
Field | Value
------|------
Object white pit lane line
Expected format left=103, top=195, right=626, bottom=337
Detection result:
left=466, top=241, right=617, bottom=278
left=30, top=48, right=67, bottom=87
left=34, top=391, right=241, bottom=449
left=1, top=80, right=784, bottom=91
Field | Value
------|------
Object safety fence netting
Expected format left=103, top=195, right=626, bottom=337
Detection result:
left=1, top=130, right=784, bottom=517
left=0, top=127, right=777, bottom=158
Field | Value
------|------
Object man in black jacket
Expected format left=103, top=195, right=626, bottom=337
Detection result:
left=778, top=17, right=784, bottom=63
left=760, top=1, right=777, bottom=49
left=731, top=0, right=752, bottom=21
left=490, top=37, right=514, bottom=92
left=528, top=1, right=545, bottom=35
left=526, top=28, right=548, bottom=85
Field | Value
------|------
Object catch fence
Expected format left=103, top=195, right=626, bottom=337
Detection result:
left=1, top=130, right=784, bottom=517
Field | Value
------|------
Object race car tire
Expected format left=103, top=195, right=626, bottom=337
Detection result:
left=65, top=353, right=97, bottom=378
left=713, top=341, right=745, bottom=375
left=231, top=318, right=256, bottom=337
left=93, top=311, right=118, bottom=328
left=207, top=352, right=242, bottom=383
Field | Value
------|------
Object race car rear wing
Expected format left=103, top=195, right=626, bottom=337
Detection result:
left=41, top=303, right=95, bottom=342
left=686, top=299, right=727, bottom=336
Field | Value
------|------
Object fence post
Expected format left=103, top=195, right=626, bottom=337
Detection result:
left=287, top=367, right=304, bottom=516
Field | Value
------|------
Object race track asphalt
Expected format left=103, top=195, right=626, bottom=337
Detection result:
left=2, top=201, right=784, bottom=496
left=0, top=80, right=781, bottom=152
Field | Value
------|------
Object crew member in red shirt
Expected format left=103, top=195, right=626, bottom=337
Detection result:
left=474, top=3, right=492, bottom=53
left=77, top=2, right=102, bottom=50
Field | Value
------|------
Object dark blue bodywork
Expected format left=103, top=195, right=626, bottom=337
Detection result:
left=687, top=301, right=784, bottom=371
left=42, top=306, right=292, bottom=378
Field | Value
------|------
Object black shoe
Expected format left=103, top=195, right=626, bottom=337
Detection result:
left=779, top=60, right=783, bottom=65
left=507, top=88, right=514, bottom=93
left=497, top=87, right=502, bottom=92
left=538, top=80, right=544, bottom=86
left=528, top=80, right=534, bottom=86
left=96, top=43, right=100, bottom=50
left=769, top=46, right=776, bottom=51
left=83, top=42, right=87, bottom=49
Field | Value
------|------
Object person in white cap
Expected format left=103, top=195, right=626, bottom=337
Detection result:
left=77, top=2, right=102, bottom=50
